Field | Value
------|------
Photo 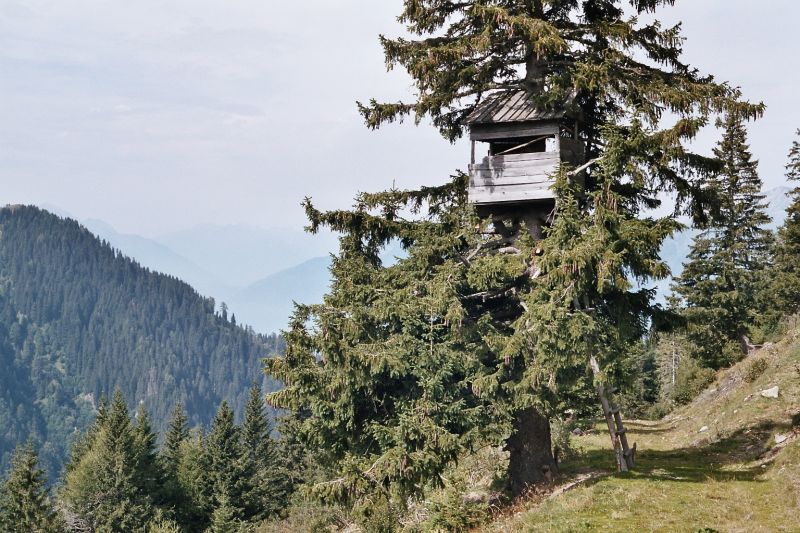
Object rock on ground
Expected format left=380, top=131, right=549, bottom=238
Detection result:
left=760, top=386, right=779, bottom=399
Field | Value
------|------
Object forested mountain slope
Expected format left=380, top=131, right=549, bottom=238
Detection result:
left=81, top=217, right=231, bottom=302
left=0, top=205, right=280, bottom=478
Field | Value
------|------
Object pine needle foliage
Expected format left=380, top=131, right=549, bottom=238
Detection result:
left=268, top=177, right=500, bottom=508
left=133, top=404, right=165, bottom=505
left=61, top=390, right=154, bottom=532
left=207, top=493, right=244, bottom=533
left=160, top=403, right=194, bottom=526
left=361, top=0, right=760, bottom=151
left=241, top=384, right=282, bottom=520
left=173, top=430, right=213, bottom=530
left=163, top=403, right=190, bottom=467
left=770, top=131, right=800, bottom=315
left=267, top=0, right=761, bottom=513
left=0, top=443, right=60, bottom=533
left=674, top=114, right=773, bottom=368
left=206, top=402, right=253, bottom=521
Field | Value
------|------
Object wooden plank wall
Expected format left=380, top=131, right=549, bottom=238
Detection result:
left=468, top=152, right=559, bottom=204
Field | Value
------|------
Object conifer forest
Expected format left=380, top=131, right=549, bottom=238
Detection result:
left=2, top=1, right=800, bottom=532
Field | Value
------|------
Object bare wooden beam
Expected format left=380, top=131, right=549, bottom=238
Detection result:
left=567, top=157, right=601, bottom=177
left=497, top=246, right=521, bottom=255
left=590, top=356, right=627, bottom=472
left=495, top=135, right=550, bottom=156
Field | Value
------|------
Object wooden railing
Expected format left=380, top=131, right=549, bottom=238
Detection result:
left=468, top=152, right=559, bottom=204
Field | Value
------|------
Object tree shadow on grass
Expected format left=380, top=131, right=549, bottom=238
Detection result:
left=564, top=421, right=793, bottom=484
left=619, top=422, right=676, bottom=435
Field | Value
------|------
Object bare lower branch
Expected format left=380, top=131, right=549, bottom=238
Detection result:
left=568, top=157, right=602, bottom=177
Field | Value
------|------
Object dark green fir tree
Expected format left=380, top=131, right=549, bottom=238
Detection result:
left=241, top=384, right=281, bottom=520
left=206, top=494, right=242, bottom=533
left=61, top=390, right=153, bottom=532
left=133, top=403, right=164, bottom=505
left=161, top=402, right=189, bottom=492
left=163, top=403, right=190, bottom=468
left=160, top=403, right=192, bottom=522
left=174, top=430, right=213, bottom=531
left=266, top=0, right=760, bottom=515
left=0, top=443, right=60, bottom=533
left=675, top=113, right=773, bottom=368
left=205, top=402, right=251, bottom=522
left=770, top=130, right=800, bottom=316
left=270, top=410, right=319, bottom=509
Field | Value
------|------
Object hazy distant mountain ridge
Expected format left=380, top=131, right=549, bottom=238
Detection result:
left=74, top=219, right=337, bottom=333
left=82, top=218, right=233, bottom=299
left=0, top=205, right=280, bottom=477
left=156, top=224, right=338, bottom=287
left=227, top=256, right=332, bottom=333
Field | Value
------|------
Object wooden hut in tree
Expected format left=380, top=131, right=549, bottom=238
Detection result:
left=466, top=89, right=585, bottom=237
left=467, top=88, right=636, bottom=472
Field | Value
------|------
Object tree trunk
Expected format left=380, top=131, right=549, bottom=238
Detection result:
left=523, top=54, right=545, bottom=93
left=506, top=407, right=557, bottom=496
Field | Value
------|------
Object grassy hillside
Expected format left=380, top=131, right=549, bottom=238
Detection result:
left=257, top=323, right=799, bottom=532
left=487, top=326, right=800, bottom=532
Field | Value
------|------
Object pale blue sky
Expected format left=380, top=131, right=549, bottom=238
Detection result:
left=1, top=1, right=798, bottom=236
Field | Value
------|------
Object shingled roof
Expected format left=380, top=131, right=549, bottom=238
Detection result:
left=465, top=88, right=569, bottom=125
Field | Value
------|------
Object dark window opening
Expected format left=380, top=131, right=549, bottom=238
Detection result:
left=488, top=135, right=556, bottom=156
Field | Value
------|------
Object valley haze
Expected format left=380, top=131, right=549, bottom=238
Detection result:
left=20, top=187, right=791, bottom=335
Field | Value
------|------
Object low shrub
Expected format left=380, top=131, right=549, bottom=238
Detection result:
left=424, top=487, right=489, bottom=533
left=743, top=357, right=769, bottom=383
left=672, top=358, right=716, bottom=405
left=643, top=401, right=671, bottom=420
left=256, top=501, right=347, bottom=533
left=550, top=416, right=578, bottom=463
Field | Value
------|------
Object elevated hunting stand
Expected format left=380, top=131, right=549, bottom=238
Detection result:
left=466, top=88, right=585, bottom=240
left=466, top=88, right=635, bottom=472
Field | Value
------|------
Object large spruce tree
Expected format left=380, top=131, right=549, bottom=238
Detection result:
left=770, top=130, right=800, bottom=315
left=133, top=404, right=165, bottom=505
left=160, top=403, right=193, bottom=523
left=266, top=0, right=760, bottom=511
left=162, top=403, right=190, bottom=476
left=207, top=494, right=243, bottom=533
left=675, top=113, right=773, bottom=368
